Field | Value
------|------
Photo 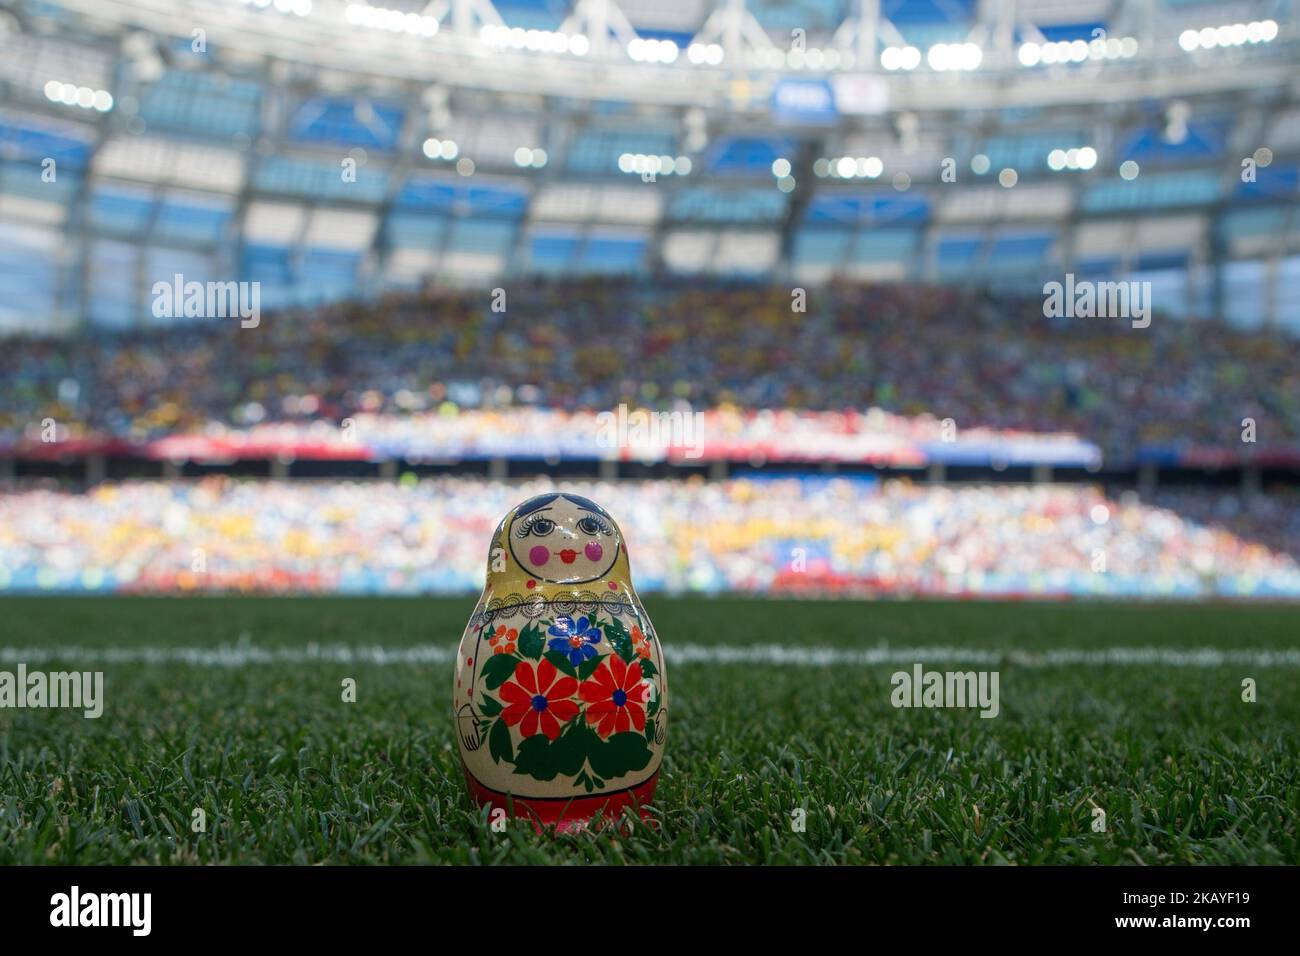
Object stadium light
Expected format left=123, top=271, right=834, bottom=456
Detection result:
left=687, top=43, right=724, bottom=65
left=45, top=80, right=113, bottom=112
left=422, top=138, right=458, bottom=161
left=479, top=25, right=584, bottom=54
left=1179, top=20, right=1277, bottom=51
left=513, top=147, right=548, bottom=169
left=1019, top=36, right=1137, bottom=67
left=926, top=43, right=982, bottom=72
left=618, top=153, right=690, bottom=176
left=242, top=0, right=312, bottom=16
left=881, top=46, right=921, bottom=71
left=628, top=38, right=679, bottom=64
left=825, top=156, right=883, bottom=179
left=782, top=46, right=847, bottom=70
left=1047, top=146, right=1097, bottom=171
left=344, top=4, right=438, bottom=36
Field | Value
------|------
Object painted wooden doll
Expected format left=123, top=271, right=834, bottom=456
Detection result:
left=453, top=493, right=667, bottom=829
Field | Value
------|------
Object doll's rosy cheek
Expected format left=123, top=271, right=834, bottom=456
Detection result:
left=584, top=542, right=603, bottom=562
left=529, top=545, right=550, bottom=566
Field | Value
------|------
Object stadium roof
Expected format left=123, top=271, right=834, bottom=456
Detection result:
left=0, top=0, right=1296, bottom=332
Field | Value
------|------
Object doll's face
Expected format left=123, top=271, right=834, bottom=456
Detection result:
left=507, top=494, right=622, bottom=584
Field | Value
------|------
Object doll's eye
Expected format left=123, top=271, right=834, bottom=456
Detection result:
left=515, top=514, right=555, bottom=538
left=577, top=515, right=610, bottom=535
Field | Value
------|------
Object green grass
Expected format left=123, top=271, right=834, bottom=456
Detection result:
left=0, top=597, right=1297, bottom=864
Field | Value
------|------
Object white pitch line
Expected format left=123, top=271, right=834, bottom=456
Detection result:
left=0, top=643, right=1298, bottom=668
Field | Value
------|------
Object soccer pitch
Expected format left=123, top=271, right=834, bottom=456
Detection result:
left=1, top=597, right=1297, bottom=865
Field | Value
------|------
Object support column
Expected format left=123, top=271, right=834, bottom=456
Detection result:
left=1241, top=463, right=1261, bottom=499
left=1138, top=460, right=1158, bottom=500
left=86, top=452, right=106, bottom=486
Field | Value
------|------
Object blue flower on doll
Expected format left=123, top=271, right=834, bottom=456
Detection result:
left=547, top=615, right=603, bottom=666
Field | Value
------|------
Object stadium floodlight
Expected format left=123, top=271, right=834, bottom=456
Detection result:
left=345, top=4, right=438, bottom=36
left=1119, top=160, right=1140, bottom=180
left=422, top=138, right=458, bottom=160
left=1049, top=146, right=1097, bottom=171
left=628, top=38, right=679, bottom=64
left=881, top=46, right=921, bottom=71
left=825, top=156, right=883, bottom=179
left=480, top=24, right=580, bottom=54
left=241, top=0, right=312, bottom=14
left=45, top=79, right=113, bottom=112
left=687, top=43, right=724, bottom=65
left=1181, top=20, right=1277, bottom=51
left=1022, top=36, right=1137, bottom=67
left=927, top=43, right=982, bottom=72
left=514, top=147, right=549, bottom=169
left=771, top=158, right=792, bottom=178
left=617, top=153, right=689, bottom=177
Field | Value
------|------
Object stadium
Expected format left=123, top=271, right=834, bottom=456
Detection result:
left=0, top=0, right=1298, bottom=878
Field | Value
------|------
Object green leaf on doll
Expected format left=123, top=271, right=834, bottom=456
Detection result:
left=488, top=717, right=512, bottom=765
left=480, top=653, right=520, bottom=690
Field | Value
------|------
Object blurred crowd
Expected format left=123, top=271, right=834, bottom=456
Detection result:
left=1, top=477, right=1295, bottom=598
left=1, top=279, right=1297, bottom=462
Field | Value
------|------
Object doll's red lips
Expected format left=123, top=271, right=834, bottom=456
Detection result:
left=559, top=549, right=578, bottom=564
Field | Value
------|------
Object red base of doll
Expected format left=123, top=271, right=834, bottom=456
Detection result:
left=462, top=763, right=659, bottom=833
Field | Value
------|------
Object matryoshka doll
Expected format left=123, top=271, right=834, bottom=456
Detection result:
left=453, top=492, right=667, bottom=830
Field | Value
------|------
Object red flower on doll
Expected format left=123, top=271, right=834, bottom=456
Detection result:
left=499, top=659, right=578, bottom=740
left=578, top=656, right=650, bottom=738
